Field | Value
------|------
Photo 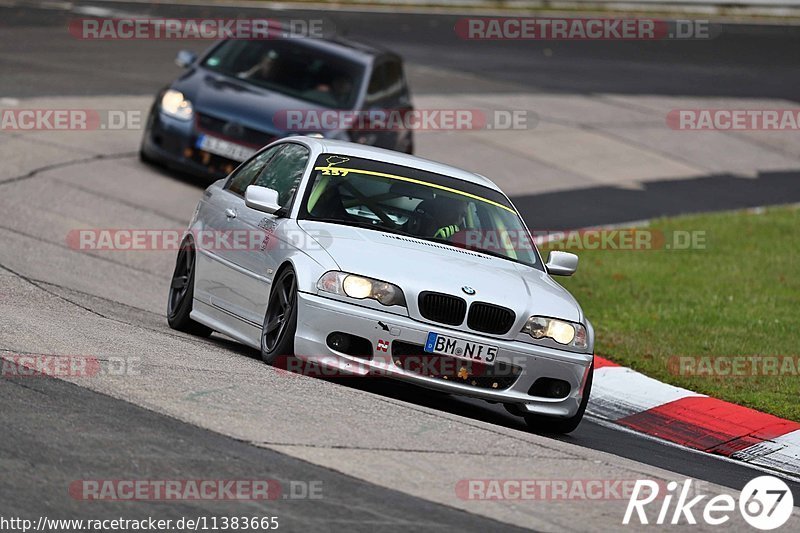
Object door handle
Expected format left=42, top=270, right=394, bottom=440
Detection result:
left=224, top=208, right=237, bottom=219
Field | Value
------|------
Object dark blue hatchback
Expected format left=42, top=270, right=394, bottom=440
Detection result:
left=140, top=35, right=413, bottom=181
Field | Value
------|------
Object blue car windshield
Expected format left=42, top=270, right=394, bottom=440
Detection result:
left=203, top=40, right=365, bottom=109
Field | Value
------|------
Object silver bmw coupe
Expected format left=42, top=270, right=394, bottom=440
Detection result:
left=168, top=136, right=594, bottom=433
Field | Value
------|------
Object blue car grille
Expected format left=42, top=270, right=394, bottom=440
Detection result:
left=196, top=113, right=276, bottom=149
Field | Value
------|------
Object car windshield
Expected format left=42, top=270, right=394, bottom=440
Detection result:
left=202, top=40, right=365, bottom=109
left=300, top=154, right=541, bottom=268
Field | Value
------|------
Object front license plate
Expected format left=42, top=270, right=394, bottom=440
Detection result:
left=195, top=134, right=255, bottom=162
left=424, top=332, right=497, bottom=365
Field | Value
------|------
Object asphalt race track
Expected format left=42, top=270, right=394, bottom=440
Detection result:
left=1, top=1, right=800, bottom=530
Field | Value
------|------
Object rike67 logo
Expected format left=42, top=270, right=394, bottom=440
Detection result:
left=624, top=476, right=794, bottom=530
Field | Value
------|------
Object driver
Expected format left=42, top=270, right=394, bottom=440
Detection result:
left=431, top=196, right=466, bottom=240
left=315, top=75, right=354, bottom=106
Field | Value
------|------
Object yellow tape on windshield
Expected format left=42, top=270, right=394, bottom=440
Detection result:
left=313, top=166, right=517, bottom=214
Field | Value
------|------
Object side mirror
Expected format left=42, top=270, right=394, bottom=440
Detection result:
left=545, top=251, right=578, bottom=276
left=245, top=185, right=281, bottom=215
left=175, top=50, right=197, bottom=68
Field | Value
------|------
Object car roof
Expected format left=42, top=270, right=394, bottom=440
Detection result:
left=328, top=36, right=393, bottom=58
left=294, top=137, right=501, bottom=191
left=255, top=31, right=393, bottom=64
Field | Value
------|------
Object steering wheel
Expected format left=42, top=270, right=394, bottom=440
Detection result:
left=339, top=180, right=398, bottom=228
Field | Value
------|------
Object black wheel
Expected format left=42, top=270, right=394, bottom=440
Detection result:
left=139, top=109, right=159, bottom=166
left=139, top=146, right=154, bottom=165
left=524, top=363, right=593, bottom=435
left=260, top=268, right=298, bottom=365
left=167, top=240, right=213, bottom=337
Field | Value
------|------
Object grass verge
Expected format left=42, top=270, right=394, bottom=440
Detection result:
left=543, top=205, right=800, bottom=421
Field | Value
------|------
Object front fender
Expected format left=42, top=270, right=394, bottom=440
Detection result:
left=271, top=220, right=339, bottom=295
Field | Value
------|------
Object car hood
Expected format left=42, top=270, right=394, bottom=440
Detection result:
left=299, top=221, right=583, bottom=328
left=173, top=68, right=329, bottom=135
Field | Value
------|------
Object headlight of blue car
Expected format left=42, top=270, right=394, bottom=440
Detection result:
left=317, top=271, right=406, bottom=307
left=161, top=89, right=193, bottom=121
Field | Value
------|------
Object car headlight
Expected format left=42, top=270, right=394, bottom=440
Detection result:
left=161, top=89, right=193, bottom=121
left=317, top=271, right=406, bottom=307
left=523, top=316, right=587, bottom=349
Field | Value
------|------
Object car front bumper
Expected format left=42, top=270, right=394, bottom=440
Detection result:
left=140, top=110, right=239, bottom=181
left=294, top=292, right=593, bottom=418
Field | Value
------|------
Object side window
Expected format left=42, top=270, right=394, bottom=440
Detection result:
left=365, top=63, right=387, bottom=105
left=383, top=61, right=405, bottom=104
left=252, top=143, right=310, bottom=207
left=225, top=145, right=282, bottom=196
left=366, top=60, right=405, bottom=106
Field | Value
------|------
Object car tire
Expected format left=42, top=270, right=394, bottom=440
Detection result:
left=139, top=146, right=154, bottom=165
left=260, top=267, right=298, bottom=366
left=167, top=239, right=213, bottom=337
left=139, top=109, right=159, bottom=166
left=523, top=362, right=593, bottom=435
